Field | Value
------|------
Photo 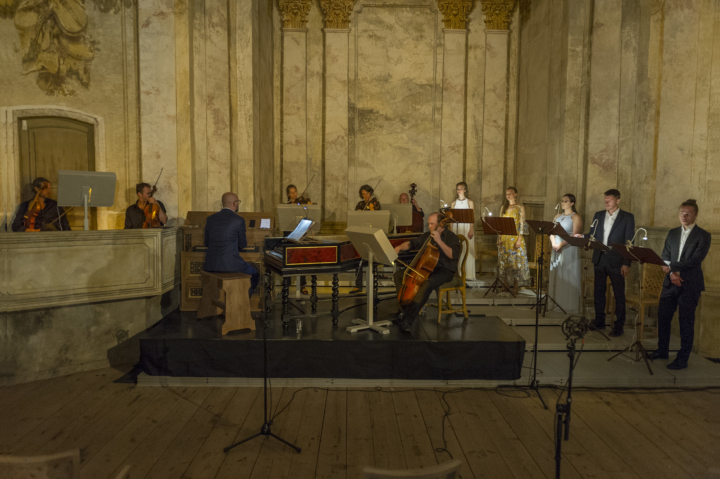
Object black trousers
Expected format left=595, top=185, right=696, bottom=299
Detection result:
left=593, top=253, right=626, bottom=327
left=393, top=267, right=455, bottom=323
left=657, top=284, right=701, bottom=362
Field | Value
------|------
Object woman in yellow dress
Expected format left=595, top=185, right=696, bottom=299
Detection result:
left=497, top=186, right=530, bottom=295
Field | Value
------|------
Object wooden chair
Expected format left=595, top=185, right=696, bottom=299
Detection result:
left=0, top=450, right=80, bottom=479
left=434, top=235, right=469, bottom=323
left=197, top=271, right=255, bottom=334
left=624, top=264, right=665, bottom=340
left=364, top=459, right=462, bottom=479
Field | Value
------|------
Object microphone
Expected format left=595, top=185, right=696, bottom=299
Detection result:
left=562, top=315, right=589, bottom=340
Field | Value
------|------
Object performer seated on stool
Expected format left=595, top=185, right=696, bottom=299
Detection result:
left=392, top=212, right=461, bottom=333
left=12, top=177, right=71, bottom=232
left=650, top=199, right=711, bottom=370
left=577, top=189, right=635, bottom=337
left=203, top=192, right=259, bottom=296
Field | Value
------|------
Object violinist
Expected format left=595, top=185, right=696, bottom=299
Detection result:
left=286, top=184, right=312, bottom=205
left=392, top=212, right=461, bottom=332
left=397, top=192, right=424, bottom=233
left=354, top=184, right=381, bottom=211
left=12, top=177, right=71, bottom=232
left=124, top=183, right=168, bottom=229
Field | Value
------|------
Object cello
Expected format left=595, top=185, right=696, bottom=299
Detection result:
left=23, top=180, right=51, bottom=232
left=397, top=211, right=454, bottom=306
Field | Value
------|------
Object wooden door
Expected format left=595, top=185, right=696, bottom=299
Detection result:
left=18, top=117, right=96, bottom=230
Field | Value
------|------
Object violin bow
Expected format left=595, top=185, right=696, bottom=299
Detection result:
left=150, top=168, right=164, bottom=196
left=298, top=174, right=315, bottom=202
left=362, top=179, right=382, bottom=211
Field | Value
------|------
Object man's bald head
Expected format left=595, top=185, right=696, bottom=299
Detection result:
left=399, top=193, right=409, bottom=203
left=222, top=192, right=240, bottom=212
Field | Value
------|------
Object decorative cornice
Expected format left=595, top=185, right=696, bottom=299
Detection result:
left=436, top=0, right=475, bottom=30
left=278, top=0, right=312, bottom=29
left=319, top=0, right=356, bottom=29
left=480, top=0, right=517, bottom=30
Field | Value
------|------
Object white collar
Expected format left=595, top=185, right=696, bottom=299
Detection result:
left=682, top=223, right=695, bottom=233
left=606, top=208, right=620, bottom=218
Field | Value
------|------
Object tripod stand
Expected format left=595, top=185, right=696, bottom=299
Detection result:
left=555, top=315, right=587, bottom=479
left=224, top=280, right=301, bottom=454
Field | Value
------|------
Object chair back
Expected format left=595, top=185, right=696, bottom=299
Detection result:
left=456, top=235, right=468, bottom=283
left=364, top=459, right=462, bottom=478
left=641, top=264, right=665, bottom=302
left=0, top=450, right=80, bottom=479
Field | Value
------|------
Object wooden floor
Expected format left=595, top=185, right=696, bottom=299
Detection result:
left=1, top=368, right=719, bottom=479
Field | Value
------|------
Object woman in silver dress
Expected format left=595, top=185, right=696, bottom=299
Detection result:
left=548, top=194, right=583, bottom=313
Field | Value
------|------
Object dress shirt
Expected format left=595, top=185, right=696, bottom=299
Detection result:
left=664, top=223, right=695, bottom=266
left=602, top=208, right=620, bottom=245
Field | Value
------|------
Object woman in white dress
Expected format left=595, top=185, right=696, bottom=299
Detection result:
left=450, top=182, right=476, bottom=282
left=548, top=193, right=583, bottom=313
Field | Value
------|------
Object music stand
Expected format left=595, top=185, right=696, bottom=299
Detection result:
left=606, top=243, right=665, bottom=374
left=526, top=220, right=568, bottom=316
left=277, top=204, right=321, bottom=233
left=347, top=210, right=391, bottom=230
left=387, top=204, right=412, bottom=234
left=344, top=226, right=398, bottom=334
left=57, top=170, right=117, bottom=230
left=480, top=216, right=517, bottom=297
left=445, top=208, right=474, bottom=225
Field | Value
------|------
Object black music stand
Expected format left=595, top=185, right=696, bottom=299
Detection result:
left=526, top=220, right=568, bottom=316
left=480, top=216, right=517, bottom=297
left=606, top=243, right=666, bottom=375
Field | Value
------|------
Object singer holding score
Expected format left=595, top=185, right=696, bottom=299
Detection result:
left=548, top=194, right=583, bottom=313
left=574, top=189, right=634, bottom=337
left=649, top=199, right=711, bottom=370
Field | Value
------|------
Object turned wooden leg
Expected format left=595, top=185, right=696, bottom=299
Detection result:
left=281, top=277, right=290, bottom=329
left=332, top=274, right=340, bottom=325
left=311, top=275, right=318, bottom=313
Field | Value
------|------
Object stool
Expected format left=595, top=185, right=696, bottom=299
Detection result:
left=198, top=271, right=254, bottom=334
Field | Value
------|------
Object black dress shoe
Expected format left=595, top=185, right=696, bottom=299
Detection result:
left=399, top=319, right=413, bottom=333
left=391, top=312, right=404, bottom=324
left=648, top=350, right=669, bottom=361
left=608, top=325, right=624, bottom=337
left=667, top=359, right=688, bottom=370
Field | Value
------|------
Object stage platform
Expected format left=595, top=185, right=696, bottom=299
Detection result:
left=138, top=299, right=526, bottom=381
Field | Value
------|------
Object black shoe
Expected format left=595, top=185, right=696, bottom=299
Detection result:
left=391, top=312, right=404, bottom=324
left=399, top=319, right=413, bottom=333
left=648, top=350, right=669, bottom=361
left=608, top=325, right=624, bottom=337
left=667, top=359, right=688, bottom=370
left=588, top=323, right=606, bottom=332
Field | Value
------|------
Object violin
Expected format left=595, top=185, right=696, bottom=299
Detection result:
left=291, top=196, right=313, bottom=205
left=397, top=211, right=454, bottom=306
left=143, top=169, right=163, bottom=229
left=23, top=181, right=50, bottom=232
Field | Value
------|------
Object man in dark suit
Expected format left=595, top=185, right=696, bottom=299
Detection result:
left=649, top=199, right=711, bottom=370
left=203, top=192, right=259, bottom=296
left=579, top=189, right=635, bottom=337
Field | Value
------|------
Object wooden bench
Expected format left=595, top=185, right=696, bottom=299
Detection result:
left=197, top=271, right=255, bottom=334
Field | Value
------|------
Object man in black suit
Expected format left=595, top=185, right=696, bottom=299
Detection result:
left=649, top=199, right=711, bottom=370
left=579, top=189, right=635, bottom=337
left=203, top=192, right=259, bottom=296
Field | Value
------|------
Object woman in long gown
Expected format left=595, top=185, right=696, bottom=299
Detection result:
left=497, top=187, right=530, bottom=295
left=548, top=194, right=583, bottom=313
left=450, top=182, right=476, bottom=281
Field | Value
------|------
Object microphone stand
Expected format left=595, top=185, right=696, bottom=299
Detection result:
left=223, top=276, right=301, bottom=455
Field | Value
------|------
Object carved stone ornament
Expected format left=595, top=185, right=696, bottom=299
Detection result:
left=319, top=0, right=355, bottom=29
left=436, top=0, right=474, bottom=30
left=480, top=0, right=517, bottom=30
left=278, top=0, right=313, bottom=29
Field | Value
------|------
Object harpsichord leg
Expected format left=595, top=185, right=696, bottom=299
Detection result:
left=311, top=275, right=318, bottom=313
left=332, top=274, right=340, bottom=325
left=281, top=277, right=290, bottom=329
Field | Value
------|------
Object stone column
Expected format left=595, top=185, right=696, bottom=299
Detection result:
left=436, top=1, right=473, bottom=203
left=480, top=0, right=516, bottom=213
left=280, top=0, right=312, bottom=193
left=320, top=0, right=355, bottom=227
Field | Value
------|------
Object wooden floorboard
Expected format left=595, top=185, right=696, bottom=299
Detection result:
left=2, top=369, right=720, bottom=479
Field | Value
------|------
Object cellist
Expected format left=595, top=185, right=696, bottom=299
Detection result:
left=124, top=182, right=168, bottom=229
left=12, top=177, right=71, bottom=232
left=392, top=212, right=461, bottom=333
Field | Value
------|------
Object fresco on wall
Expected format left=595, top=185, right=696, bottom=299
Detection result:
left=4, top=0, right=96, bottom=95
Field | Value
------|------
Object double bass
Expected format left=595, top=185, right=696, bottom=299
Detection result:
left=23, top=180, right=51, bottom=232
left=397, top=211, right=454, bottom=306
